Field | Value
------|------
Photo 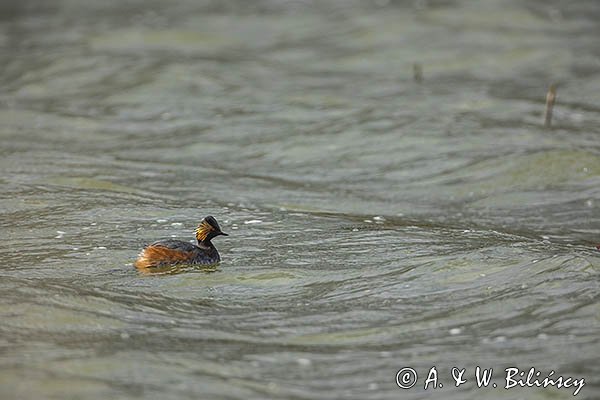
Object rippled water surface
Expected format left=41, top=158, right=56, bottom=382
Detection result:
left=1, top=1, right=600, bottom=399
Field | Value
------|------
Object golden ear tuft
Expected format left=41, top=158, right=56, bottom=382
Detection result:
left=195, top=220, right=214, bottom=242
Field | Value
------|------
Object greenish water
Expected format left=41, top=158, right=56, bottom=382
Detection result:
left=1, top=1, right=599, bottom=399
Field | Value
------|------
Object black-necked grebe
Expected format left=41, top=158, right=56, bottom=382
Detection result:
left=134, top=216, right=228, bottom=270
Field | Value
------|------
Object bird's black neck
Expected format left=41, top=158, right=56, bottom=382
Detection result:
left=198, top=239, right=216, bottom=249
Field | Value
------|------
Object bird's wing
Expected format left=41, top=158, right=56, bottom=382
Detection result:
left=149, top=239, right=197, bottom=252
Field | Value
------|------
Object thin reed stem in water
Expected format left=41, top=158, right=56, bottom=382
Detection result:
left=413, top=63, right=423, bottom=83
left=544, top=84, right=556, bottom=128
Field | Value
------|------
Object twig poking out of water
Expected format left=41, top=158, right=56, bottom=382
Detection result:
left=544, top=84, right=557, bottom=127
left=413, top=63, right=423, bottom=83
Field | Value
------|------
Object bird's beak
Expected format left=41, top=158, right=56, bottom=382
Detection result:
left=219, top=232, right=229, bottom=236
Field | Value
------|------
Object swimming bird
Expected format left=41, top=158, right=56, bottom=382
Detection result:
left=134, top=216, right=228, bottom=270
